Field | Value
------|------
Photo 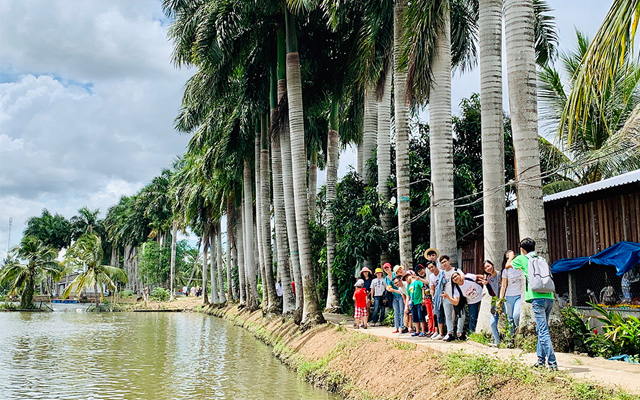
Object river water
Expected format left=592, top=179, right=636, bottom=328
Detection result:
left=0, top=306, right=339, bottom=400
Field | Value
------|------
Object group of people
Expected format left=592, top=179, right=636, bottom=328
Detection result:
left=352, top=237, right=558, bottom=370
left=180, top=286, right=202, bottom=297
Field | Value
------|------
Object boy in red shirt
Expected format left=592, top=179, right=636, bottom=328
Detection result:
left=353, top=279, right=369, bottom=329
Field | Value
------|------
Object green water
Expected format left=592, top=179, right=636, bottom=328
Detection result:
left=0, top=306, right=339, bottom=400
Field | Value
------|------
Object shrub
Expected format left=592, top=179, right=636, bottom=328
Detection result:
left=150, top=287, right=170, bottom=302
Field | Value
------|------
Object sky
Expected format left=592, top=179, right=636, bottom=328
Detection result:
left=0, top=0, right=614, bottom=260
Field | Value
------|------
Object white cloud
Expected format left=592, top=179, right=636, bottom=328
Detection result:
left=0, top=1, right=192, bottom=258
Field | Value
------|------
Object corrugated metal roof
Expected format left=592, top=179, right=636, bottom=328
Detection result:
left=505, top=169, right=640, bottom=211
left=544, top=168, right=640, bottom=202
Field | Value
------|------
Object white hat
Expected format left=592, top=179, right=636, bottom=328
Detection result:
left=354, top=279, right=364, bottom=287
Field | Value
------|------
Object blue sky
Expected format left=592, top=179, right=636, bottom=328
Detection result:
left=0, top=1, right=615, bottom=259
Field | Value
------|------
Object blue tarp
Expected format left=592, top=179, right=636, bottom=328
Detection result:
left=551, top=241, right=640, bottom=277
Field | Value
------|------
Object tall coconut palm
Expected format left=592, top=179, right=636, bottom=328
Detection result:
left=539, top=30, right=640, bottom=184
left=284, top=9, right=324, bottom=324
left=271, top=44, right=296, bottom=314
left=504, top=0, right=549, bottom=259
left=169, top=220, right=178, bottom=300
left=1, top=237, right=60, bottom=308
left=560, top=0, right=640, bottom=158
left=260, top=114, right=277, bottom=310
left=479, top=0, right=506, bottom=269
left=324, top=98, right=341, bottom=312
left=215, top=222, right=226, bottom=303
left=394, top=0, right=413, bottom=268
left=63, top=234, right=128, bottom=308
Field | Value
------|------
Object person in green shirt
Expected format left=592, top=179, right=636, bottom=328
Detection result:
left=509, top=237, right=557, bottom=370
left=405, top=272, right=427, bottom=337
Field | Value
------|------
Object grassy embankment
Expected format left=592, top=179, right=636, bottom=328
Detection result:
left=201, top=305, right=638, bottom=400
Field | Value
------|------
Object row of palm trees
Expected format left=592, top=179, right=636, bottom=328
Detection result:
left=152, top=0, right=559, bottom=325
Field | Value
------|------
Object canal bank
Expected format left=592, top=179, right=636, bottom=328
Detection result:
left=203, top=305, right=639, bottom=400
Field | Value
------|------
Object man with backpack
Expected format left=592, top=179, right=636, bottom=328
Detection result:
left=510, top=237, right=557, bottom=371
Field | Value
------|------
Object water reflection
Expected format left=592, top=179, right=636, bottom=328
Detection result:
left=0, top=311, right=339, bottom=400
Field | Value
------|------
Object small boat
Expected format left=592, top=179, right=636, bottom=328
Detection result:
left=52, top=299, right=78, bottom=304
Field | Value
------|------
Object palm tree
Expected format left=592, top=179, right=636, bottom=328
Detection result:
left=504, top=0, right=549, bottom=258
left=539, top=30, right=640, bottom=184
left=1, top=237, right=60, bottom=308
left=561, top=0, right=640, bottom=159
left=394, top=0, right=413, bottom=268
left=63, top=234, right=127, bottom=308
left=70, top=207, right=101, bottom=240
left=284, top=9, right=325, bottom=324
left=479, top=0, right=506, bottom=269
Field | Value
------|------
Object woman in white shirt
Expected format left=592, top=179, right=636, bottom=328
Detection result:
left=500, top=250, right=523, bottom=336
left=442, top=271, right=483, bottom=339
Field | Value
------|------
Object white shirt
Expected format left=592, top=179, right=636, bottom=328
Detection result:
left=502, top=267, right=523, bottom=297
left=371, top=278, right=386, bottom=296
left=455, top=273, right=483, bottom=304
left=275, top=282, right=283, bottom=297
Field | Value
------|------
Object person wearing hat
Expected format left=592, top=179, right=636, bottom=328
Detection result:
left=383, top=263, right=407, bottom=333
left=370, top=268, right=387, bottom=326
left=352, top=279, right=369, bottom=329
left=424, top=248, right=441, bottom=270
left=359, top=266, right=373, bottom=293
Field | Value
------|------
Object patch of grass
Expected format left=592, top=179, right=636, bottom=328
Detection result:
left=570, top=381, right=638, bottom=400
left=0, top=302, right=19, bottom=310
left=388, top=341, right=417, bottom=351
left=469, top=332, right=491, bottom=346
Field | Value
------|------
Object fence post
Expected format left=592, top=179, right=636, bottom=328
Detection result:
left=568, top=271, right=577, bottom=306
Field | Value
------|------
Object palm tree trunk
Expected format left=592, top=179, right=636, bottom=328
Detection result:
left=209, top=230, right=219, bottom=305
left=285, top=10, right=324, bottom=324
left=272, top=47, right=296, bottom=314
left=504, top=0, right=549, bottom=329
left=243, top=162, right=259, bottom=309
left=504, top=0, right=549, bottom=258
left=254, top=129, right=267, bottom=307
left=260, top=114, right=277, bottom=310
left=308, top=148, right=318, bottom=222
left=94, top=282, right=99, bottom=308
left=278, top=45, right=304, bottom=312
left=476, top=0, right=507, bottom=334
left=169, top=221, right=177, bottom=301
left=185, top=238, right=200, bottom=291
left=236, top=203, right=246, bottom=304
left=216, top=222, right=226, bottom=303
left=430, top=7, right=457, bottom=265
left=325, top=97, right=341, bottom=313
left=202, top=235, right=209, bottom=305
left=394, top=0, right=413, bottom=268
left=357, top=142, right=364, bottom=176
left=362, top=83, right=378, bottom=183
left=226, top=196, right=236, bottom=301
left=378, top=68, right=393, bottom=265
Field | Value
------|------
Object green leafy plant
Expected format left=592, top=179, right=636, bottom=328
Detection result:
left=590, top=303, right=640, bottom=357
left=150, top=287, right=170, bottom=302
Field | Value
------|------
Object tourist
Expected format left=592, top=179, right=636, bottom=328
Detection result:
left=394, top=265, right=414, bottom=333
left=500, top=250, right=522, bottom=336
left=405, top=270, right=427, bottom=337
left=182, top=285, right=188, bottom=296
left=359, top=267, right=373, bottom=294
left=190, top=286, right=196, bottom=297
left=511, top=238, right=557, bottom=371
left=353, top=279, right=368, bottom=329
left=383, top=263, right=407, bottom=333
left=424, top=248, right=440, bottom=269
left=428, top=261, right=445, bottom=340
left=439, top=255, right=462, bottom=341
left=414, top=264, right=435, bottom=336
left=275, top=280, right=283, bottom=297
left=448, top=270, right=483, bottom=339
left=370, top=268, right=387, bottom=326
left=478, top=260, right=502, bottom=346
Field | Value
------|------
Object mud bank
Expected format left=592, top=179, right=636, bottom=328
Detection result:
left=202, top=305, right=637, bottom=400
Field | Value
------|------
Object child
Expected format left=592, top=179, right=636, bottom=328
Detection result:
left=353, top=279, right=369, bottom=329
left=370, top=268, right=387, bottom=326
left=406, top=271, right=427, bottom=337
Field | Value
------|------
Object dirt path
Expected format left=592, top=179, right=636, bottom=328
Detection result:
left=323, top=313, right=640, bottom=395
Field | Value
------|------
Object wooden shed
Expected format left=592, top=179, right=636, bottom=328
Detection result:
left=459, top=169, right=640, bottom=305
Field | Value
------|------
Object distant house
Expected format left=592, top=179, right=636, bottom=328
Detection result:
left=459, top=169, right=640, bottom=306
left=54, top=273, right=104, bottom=299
